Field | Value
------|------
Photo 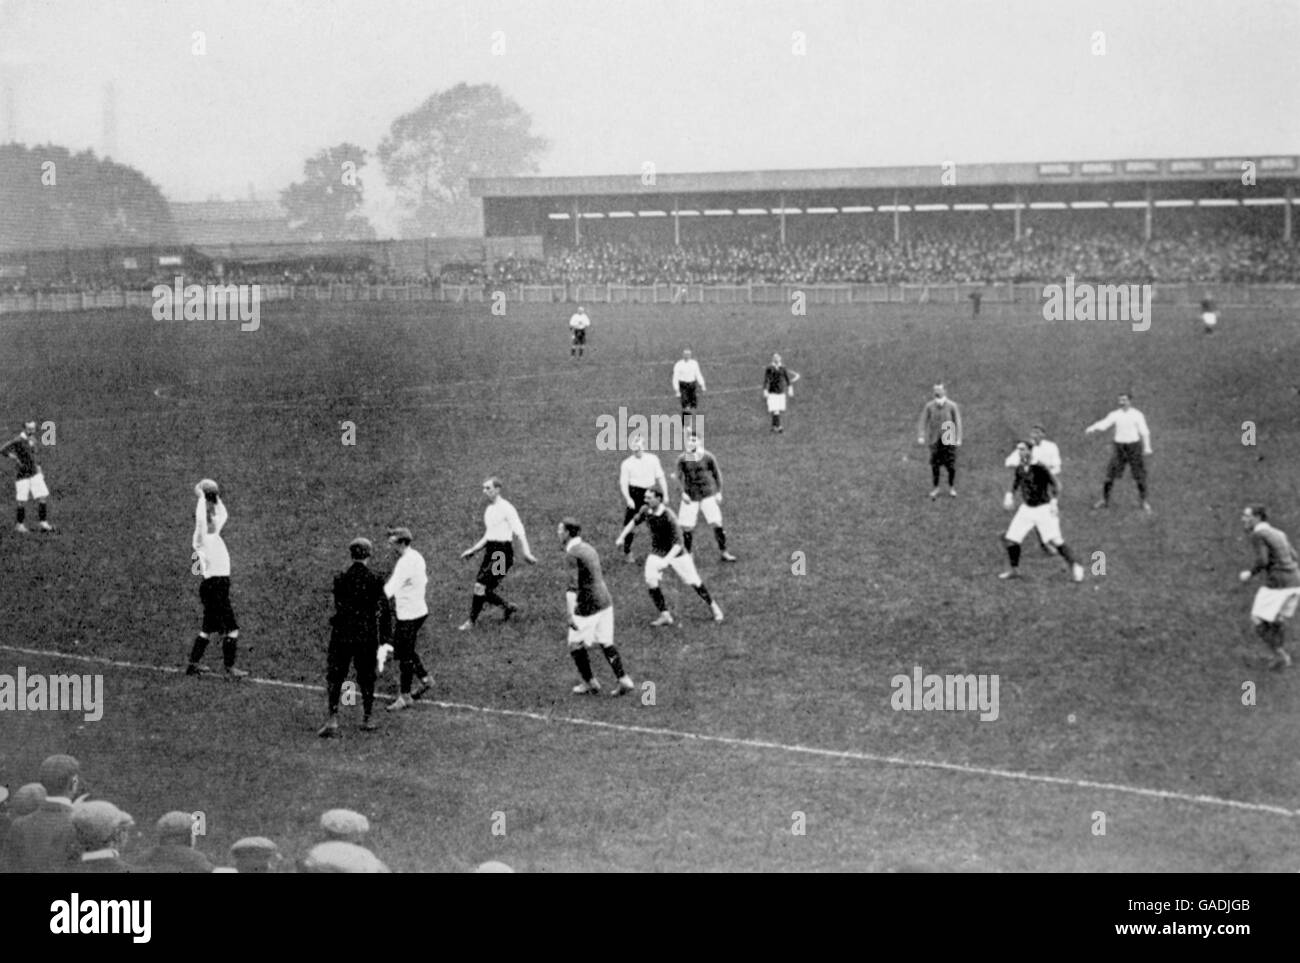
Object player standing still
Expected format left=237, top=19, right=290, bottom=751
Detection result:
left=672, top=348, right=706, bottom=431
left=1238, top=506, right=1300, bottom=670
left=1084, top=392, right=1152, bottom=512
left=676, top=433, right=737, bottom=562
left=569, top=306, right=591, bottom=358
left=187, top=479, right=248, bottom=677
left=762, top=353, right=800, bottom=433
left=559, top=518, right=634, bottom=695
left=1, top=420, right=53, bottom=532
left=916, top=384, right=962, bottom=498
left=1200, top=292, right=1217, bottom=334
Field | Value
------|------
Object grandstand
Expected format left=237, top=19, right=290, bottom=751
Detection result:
left=469, top=156, right=1300, bottom=287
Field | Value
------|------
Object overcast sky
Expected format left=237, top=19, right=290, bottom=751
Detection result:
left=2, top=0, right=1296, bottom=233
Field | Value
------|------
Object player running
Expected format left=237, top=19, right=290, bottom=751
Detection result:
left=615, top=486, right=723, bottom=626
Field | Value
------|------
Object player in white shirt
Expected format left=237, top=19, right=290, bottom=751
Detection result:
left=384, top=526, right=433, bottom=711
left=569, top=306, right=591, bottom=358
left=672, top=348, right=706, bottom=430
left=618, top=435, right=669, bottom=563
left=459, top=477, right=537, bottom=630
left=186, top=479, right=247, bottom=678
left=1084, top=393, right=1153, bottom=512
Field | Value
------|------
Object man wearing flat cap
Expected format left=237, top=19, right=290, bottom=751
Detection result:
left=319, top=537, right=392, bottom=737
left=229, top=836, right=282, bottom=873
left=5, top=754, right=83, bottom=872
left=299, top=840, right=390, bottom=873
left=320, top=808, right=370, bottom=844
left=384, top=527, right=433, bottom=713
left=137, top=811, right=214, bottom=873
left=0, top=782, right=47, bottom=870
left=70, top=800, right=135, bottom=873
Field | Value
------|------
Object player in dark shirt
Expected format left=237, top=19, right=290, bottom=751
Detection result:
left=1000, top=441, right=1084, bottom=582
left=559, top=518, right=633, bottom=695
left=762, top=353, right=800, bottom=433
left=1200, top=292, right=1217, bottom=334
left=1, top=420, right=53, bottom=533
left=615, top=487, right=723, bottom=625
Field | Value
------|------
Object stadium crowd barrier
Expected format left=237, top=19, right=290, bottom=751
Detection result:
left=3, top=281, right=1299, bottom=315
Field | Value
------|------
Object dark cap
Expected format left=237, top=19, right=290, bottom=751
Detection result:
left=349, top=537, right=373, bottom=559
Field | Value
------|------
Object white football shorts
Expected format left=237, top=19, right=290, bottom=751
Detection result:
left=1202, top=312, right=1217, bottom=328
left=677, top=494, right=722, bottom=528
left=15, top=472, right=49, bottom=501
left=644, top=552, right=702, bottom=589
left=1250, top=586, right=1300, bottom=625
left=568, top=606, right=614, bottom=648
left=1005, top=502, right=1062, bottom=545
left=765, top=392, right=787, bottom=414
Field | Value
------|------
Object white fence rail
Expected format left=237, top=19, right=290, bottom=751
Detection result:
left=3, top=281, right=1299, bottom=315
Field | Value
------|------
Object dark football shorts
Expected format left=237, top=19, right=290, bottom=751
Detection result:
left=476, top=541, right=515, bottom=587
left=200, top=576, right=239, bottom=634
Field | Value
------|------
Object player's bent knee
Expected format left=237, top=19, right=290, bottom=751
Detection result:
left=472, top=583, right=487, bottom=596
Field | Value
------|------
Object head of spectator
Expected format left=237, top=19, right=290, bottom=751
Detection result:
left=230, top=836, right=282, bottom=873
left=320, top=808, right=370, bottom=843
left=11, top=783, right=47, bottom=816
left=38, top=755, right=82, bottom=801
left=299, top=841, right=390, bottom=873
left=71, top=800, right=134, bottom=855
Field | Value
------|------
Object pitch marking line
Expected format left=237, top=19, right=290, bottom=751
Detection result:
left=4, top=642, right=1296, bottom=819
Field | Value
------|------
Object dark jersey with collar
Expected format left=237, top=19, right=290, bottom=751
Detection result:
left=632, top=505, right=683, bottom=556
left=1201, top=297, right=1215, bottom=313
left=0, top=433, right=38, bottom=479
left=677, top=450, right=721, bottom=500
left=1012, top=462, right=1057, bottom=507
left=764, top=364, right=791, bottom=393
left=565, top=539, right=613, bottom=615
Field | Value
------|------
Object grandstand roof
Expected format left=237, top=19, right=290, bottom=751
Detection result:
left=471, top=156, right=1300, bottom=199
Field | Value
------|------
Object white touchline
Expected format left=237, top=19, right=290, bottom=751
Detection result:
left=3, top=643, right=1295, bottom=819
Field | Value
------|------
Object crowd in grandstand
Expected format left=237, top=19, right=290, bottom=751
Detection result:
left=5, top=218, right=1300, bottom=294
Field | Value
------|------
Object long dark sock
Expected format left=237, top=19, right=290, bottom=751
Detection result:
left=947, top=467, right=956, bottom=486
left=37, top=502, right=47, bottom=522
left=1137, top=481, right=1148, bottom=500
left=771, top=413, right=779, bottom=428
left=682, top=530, right=693, bottom=553
left=694, top=584, right=714, bottom=606
left=714, top=526, right=727, bottom=551
left=603, top=646, right=627, bottom=678
left=16, top=505, right=24, bottom=524
left=649, top=587, right=667, bottom=611
left=931, top=466, right=940, bottom=487
left=1056, top=543, right=1077, bottom=566
left=189, top=634, right=209, bottom=664
left=361, top=687, right=374, bottom=717
left=222, top=636, right=238, bottom=668
left=1102, top=480, right=1113, bottom=501
left=570, top=648, right=593, bottom=681
left=470, top=594, right=486, bottom=621
left=1006, top=543, right=1021, bottom=567
left=327, top=684, right=341, bottom=715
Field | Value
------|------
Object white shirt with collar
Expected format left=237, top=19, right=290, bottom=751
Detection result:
left=483, top=498, right=526, bottom=543
left=672, top=358, right=704, bottom=392
left=1087, top=408, right=1152, bottom=450
left=384, top=548, right=429, bottom=620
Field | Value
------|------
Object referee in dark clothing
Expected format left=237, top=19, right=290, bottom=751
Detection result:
left=319, top=538, right=391, bottom=737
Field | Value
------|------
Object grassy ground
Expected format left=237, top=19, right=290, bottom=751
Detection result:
left=1, top=296, right=1297, bottom=871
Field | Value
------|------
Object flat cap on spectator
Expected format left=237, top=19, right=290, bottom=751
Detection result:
left=386, top=527, right=413, bottom=544
left=71, top=800, right=134, bottom=846
left=320, top=808, right=370, bottom=841
left=300, top=841, right=390, bottom=873
left=156, top=811, right=194, bottom=839
left=37, top=754, right=80, bottom=793
left=12, top=783, right=46, bottom=816
left=474, top=860, right=515, bottom=873
left=349, top=537, right=373, bottom=559
left=230, top=836, right=281, bottom=871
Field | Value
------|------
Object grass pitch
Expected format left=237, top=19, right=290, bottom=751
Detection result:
left=1, top=296, right=1298, bottom=871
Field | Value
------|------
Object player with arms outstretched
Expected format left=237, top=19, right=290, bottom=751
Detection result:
left=615, top=486, right=723, bottom=626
